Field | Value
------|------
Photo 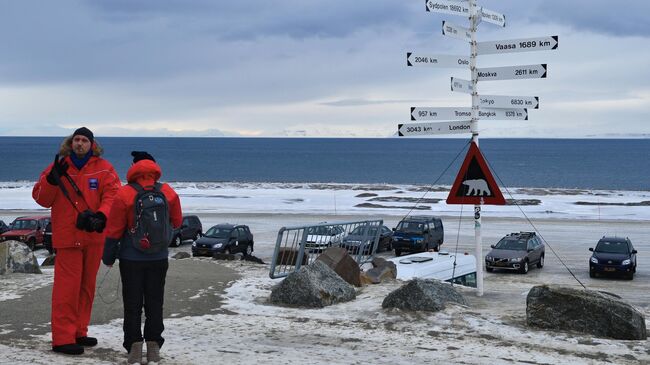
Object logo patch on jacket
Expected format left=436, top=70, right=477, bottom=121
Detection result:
left=89, top=178, right=98, bottom=190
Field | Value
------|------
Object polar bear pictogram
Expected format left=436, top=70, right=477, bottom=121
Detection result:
left=462, top=179, right=490, bottom=196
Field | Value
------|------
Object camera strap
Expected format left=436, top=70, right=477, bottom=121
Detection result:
left=51, top=160, right=91, bottom=213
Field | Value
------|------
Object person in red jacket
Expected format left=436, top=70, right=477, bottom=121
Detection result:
left=103, top=151, right=182, bottom=364
left=32, top=127, right=121, bottom=355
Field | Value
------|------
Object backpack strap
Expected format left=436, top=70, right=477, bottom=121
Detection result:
left=128, top=182, right=163, bottom=193
left=128, top=182, right=145, bottom=194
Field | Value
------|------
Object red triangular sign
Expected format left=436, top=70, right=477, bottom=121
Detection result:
left=446, top=142, right=505, bottom=205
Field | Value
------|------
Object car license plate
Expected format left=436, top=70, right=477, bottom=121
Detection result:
left=604, top=267, right=615, bottom=272
left=199, top=249, right=209, bottom=255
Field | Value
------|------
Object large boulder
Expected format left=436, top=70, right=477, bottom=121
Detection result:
left=270, top=260, right=356, bottom=308
left=382, top=278, right=467, bottom=312
left=315, top=247, right=361, bottom=287
left=0, top=240, right=42, bottom=275
left=361, top=257, right=397, bottom=285
left=527, top=285, right=647, bottom=340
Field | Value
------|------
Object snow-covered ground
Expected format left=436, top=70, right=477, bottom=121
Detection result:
left=1, top=260, right=648, bottom=364
left=1, top=181, right=649, bottom=221
left=1, top=181, right=649, bottom=364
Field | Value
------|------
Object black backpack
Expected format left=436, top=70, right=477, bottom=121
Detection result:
left=127, top=182, right=172, bottom=254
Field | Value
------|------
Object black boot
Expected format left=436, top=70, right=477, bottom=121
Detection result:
left=76, top=336, right=98, bottom=347
left=53, top=343, right=84, bottom=355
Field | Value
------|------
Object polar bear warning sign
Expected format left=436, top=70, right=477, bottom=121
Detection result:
left=446, top=142, right=505, bottom=205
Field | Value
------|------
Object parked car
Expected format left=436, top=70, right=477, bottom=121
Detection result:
left=0, top=220, right=9, bottom=234
left=170, top=215, right=203, bottom=247
left=44, top=221, right=53, bottom=254
left=340, top=225, right=393, bottom=255
left=391, top=216, right=444, bottom=256
left=0, top=216, right=50, bottom=251
left=192, top=224, right=254, bottom=257
left=485, top=232, right=545, bottom=274
left=589, top=236, right=637, bottom=279
left=304, top=224, right=346, bottom=253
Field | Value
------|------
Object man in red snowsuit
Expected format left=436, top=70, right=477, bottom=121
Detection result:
left=103, top=151, right=182, bottom=364
left=32, top=127, right=120, bottom=355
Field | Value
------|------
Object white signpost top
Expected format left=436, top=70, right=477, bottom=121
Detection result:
left=477, top=36, right=558, bottom=55
left=477, top=64, right=547, bottom=81
left=479, top=95, right=539, bottom=109
left=398, top=121, right=472, bottom=136
left=407, top=52, right=470, bottom=68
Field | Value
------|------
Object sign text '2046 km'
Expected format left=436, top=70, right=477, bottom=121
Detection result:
left=413, top=57, right=469, bottom=66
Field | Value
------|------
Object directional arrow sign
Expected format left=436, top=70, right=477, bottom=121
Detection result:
left=442, top=21, right=471, bottom=42
left=477, top=36, right=558, bottom=55
left=478, top=95, right=539, bottom=109
left=398, top=121, right=472, bottom=136
left=478, top=108, right=528, bottom=120
left=411, top=107, right=472, bottom=121
left=480, top=7, right=506, bottom=27
left=477, top=64, right=547, bottom=81
left=451, top=77, right=473, bottom=94
left=426, top=0, right=469, bottom=17
left=407, top=52, right=470, bottom=68
left=411, top=107, right=528, bottom=121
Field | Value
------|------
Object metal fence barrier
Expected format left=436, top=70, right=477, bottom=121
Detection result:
left=269, top=219, right=384, bottom=279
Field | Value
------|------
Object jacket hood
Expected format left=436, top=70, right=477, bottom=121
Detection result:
left=58, top=135, right=104, bottom=156
left=126, top=159, right=162, bottom=184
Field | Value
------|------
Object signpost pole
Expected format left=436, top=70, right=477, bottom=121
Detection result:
left=469, top=0, right=483, bottom=297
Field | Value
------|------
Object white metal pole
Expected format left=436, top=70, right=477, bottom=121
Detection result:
left=469, top=0, right=483, bottom=297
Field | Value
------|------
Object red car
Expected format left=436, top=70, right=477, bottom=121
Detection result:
left=0, top=215, right=50, bottom=251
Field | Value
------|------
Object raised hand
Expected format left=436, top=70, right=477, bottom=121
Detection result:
left=46, top=154, right=69, bottom=185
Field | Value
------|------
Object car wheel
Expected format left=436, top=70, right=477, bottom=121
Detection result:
left=224, top=247, right=231, bottom=255
left=27, top=238, right=36, bottom=251
left=486, top=266, right=493, bottom=272
left=537, top=255, right=544, bottom=268
left=520, top=260, right=529, bottom=274
left=395, top=249, right=401, bottom=257
left=626, top=273, right=634, bottom=280
left=245, top=245, right=253, bottom=256
left=170, top=235, right=182, bottom=247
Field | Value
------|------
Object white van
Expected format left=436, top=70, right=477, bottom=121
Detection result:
left=388, top=251, right=477, bottom=288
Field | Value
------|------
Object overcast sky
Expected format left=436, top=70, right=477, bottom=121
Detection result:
left=0, top=0, right=648, bottom=138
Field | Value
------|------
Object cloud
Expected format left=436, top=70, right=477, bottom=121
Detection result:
left=0, top=1, right=648, bottom=137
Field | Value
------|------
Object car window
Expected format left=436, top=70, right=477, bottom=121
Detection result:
left=495, top=238, right=527, bottom=250
left=238, top=228, right=247, bottom=238
left=205, top=227, right=232, bottom=238
left=12, top=219, right=37, bottom=230
left=527, top=240, right=534, bottom=250
left=397, top=221, right=425, bottom=233
left=595, top=240, right=629, bottom=254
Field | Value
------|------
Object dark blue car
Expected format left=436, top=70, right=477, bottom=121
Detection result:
left=589, top=236, right=637, bottom=280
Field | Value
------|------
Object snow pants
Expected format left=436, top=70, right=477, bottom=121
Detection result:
left=51, top=243, right=103, bottom=347
left=119, top=258, right=168, bottom=352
